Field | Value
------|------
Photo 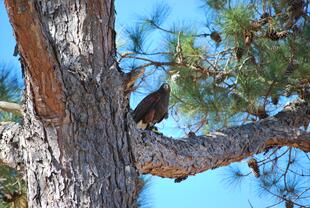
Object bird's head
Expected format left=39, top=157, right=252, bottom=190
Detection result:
left=160, top=83, right=170, bottom=93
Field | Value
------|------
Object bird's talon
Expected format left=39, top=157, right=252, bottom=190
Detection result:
left=150, top=127, right=163, bottom=135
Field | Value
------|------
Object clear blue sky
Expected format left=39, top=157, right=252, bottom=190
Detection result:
left=1, top=1, right=274, bottom=207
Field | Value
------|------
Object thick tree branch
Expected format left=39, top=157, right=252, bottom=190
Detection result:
left=0, top=122, right=24, bottom=171
left=133, top=99, right=310, bottom=178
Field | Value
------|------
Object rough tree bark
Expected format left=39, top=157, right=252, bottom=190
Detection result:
left=1, top=0, right=309, bottom=208
left=5, top=1, right=138, bottom=207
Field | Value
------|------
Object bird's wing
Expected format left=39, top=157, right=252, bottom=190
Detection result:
left=157, top=112, right=168, bottom=123
left=154, top=93, right=170, bottom=123
left=133, top=91, right=161, bottom=123
left=144, top=109, right=156, bottom=124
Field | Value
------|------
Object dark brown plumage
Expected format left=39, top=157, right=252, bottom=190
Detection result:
left=210, top=31, right=222, bottom=44
left=133, top=83, right=170, bottom=129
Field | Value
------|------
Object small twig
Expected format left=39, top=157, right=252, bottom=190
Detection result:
left=248, top=199, right=254, bottom=208
left=265, top=200, right=283, bottom=208
left=122, top=55, right=233, bottom=78
left=148, top=21, right=176, bottom=34
left=283, top=148, right=292, bottom=191
left=262, top=186, right=307, bottom=208
left=296, top=188, right=310, bottom=199
left=287, top=169, right=310, bottom=177
left=257, top=147, right=288, bottom=164
left=304, top=152, right=310, bottom=161
left=118, top=51, right=172, bottom=62
left=148, top=21, right=210, bottom=37
left=238, top=57, right=251, bottom=71
left=175, top=32, right=184, bottom=64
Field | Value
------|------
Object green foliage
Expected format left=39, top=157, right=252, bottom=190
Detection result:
left=125, top=2, right=171, bottom=54
left=126, top=24, right=150, bottom=53
left=201, top=0, right=227, bottom=10
left=219, top=6, right=254, bottom=39
left=0, top=64, right=25, bottom=207
left=120, top=0, right=310, bottom=131
left=0, top=65, right=21, bottom=123
left=169, top=2, right=309, bottom=129
left=143, top=2, right=171, bottom=28
left=0, top=165, right=27, bottom=208
left=0, top=67, right=20, bottom=102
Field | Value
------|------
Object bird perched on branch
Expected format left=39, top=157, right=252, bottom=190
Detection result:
left=133, top=83, right=170, bottom=130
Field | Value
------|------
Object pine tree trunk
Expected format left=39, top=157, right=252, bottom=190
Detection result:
left=5, top=1, right=138, bottom=207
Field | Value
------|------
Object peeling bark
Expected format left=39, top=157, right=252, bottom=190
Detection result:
left=5, top=0, right=65, bottom=123
left=133, top=100, right=310, bottom=178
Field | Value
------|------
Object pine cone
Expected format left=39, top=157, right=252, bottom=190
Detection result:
left=266, top=29, right=289, bottom=41
left=248, top=158, right=260, bottom=178
left=277, top=30, right=289, bottom=39
left=210, top=31, right=222, bottom=44
left=285, top=200, right=294, bottom=208
left=244, top=31, right=253, bottom=47
left=235, top=47, right=244, bottom=62
left=266, top=29, right=278, bottom=40
left=2, top=192, right=21, bottom=203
